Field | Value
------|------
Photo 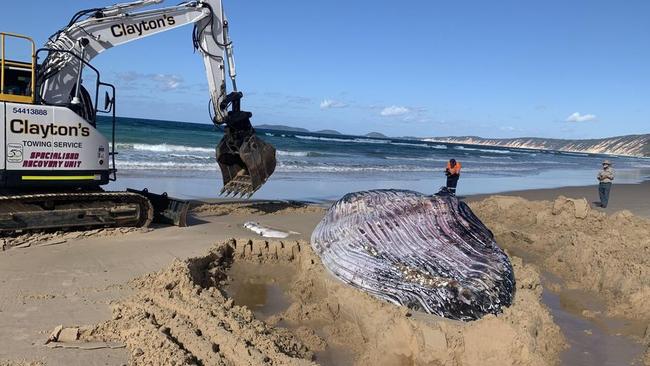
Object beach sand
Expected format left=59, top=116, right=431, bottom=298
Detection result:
left=0, top=183, right=648, bottom=365
left=467, top=181, right=650, bottom=218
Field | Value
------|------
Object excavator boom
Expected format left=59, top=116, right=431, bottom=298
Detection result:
left=38, top=0, right=276, bottom=196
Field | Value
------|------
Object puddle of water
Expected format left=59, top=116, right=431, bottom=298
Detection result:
left=540, top=274, right=645, bottom=366
left=227, top=280, right=290, bottom=320
left=556, top=289, right=647, bottom=340
left=224, top=262, right=294, bottom=321
left=313, top=342, right=357, bottom=366
left=224, top=261, right=357, bottom=366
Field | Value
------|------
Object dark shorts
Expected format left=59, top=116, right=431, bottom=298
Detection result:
left=447, top=175, right=459, bottom=188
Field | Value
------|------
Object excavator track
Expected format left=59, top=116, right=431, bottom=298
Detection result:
left=0, top=192, right=154, bottom=235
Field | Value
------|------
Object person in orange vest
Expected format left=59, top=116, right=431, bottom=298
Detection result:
left=445, top=159, right=461, bottom=195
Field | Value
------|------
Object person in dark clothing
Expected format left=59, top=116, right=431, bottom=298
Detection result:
left=445, top=159, right=461, bottom=195
left=597, top=160, right=615, bottom=208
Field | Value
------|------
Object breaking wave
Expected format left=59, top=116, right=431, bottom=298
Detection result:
left=391, top=142, right=447, bottom=149
left=294, top=135, right=449, bottom=150
left=115, top=159, right=539, bottom=174
left=385, top=156, right=449, bottom=162
left=276, top=150, right=328, bottom=157
left=454, top=146, right=512, bottom=154
left=117, top=143, right=214, bottom=154
left=116, top=161, right=216, bottom=171
left=168, top=153, right=213, bottom=160
left=294, top=135, right=388, bottom=144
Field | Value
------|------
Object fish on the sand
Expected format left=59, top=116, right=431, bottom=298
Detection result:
left=243, top=221, right=298, bottom=238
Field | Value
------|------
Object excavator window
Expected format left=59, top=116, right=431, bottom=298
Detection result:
left=2, top=61, right=31, bottom=95
left=0, top=33, right=36, bottom=104
left=70, top=84, right=97, bottom=126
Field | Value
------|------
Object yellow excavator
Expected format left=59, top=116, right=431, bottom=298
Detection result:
left=0, top=0, right=276, bottom=234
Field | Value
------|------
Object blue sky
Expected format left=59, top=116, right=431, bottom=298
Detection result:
left=3, top=0, right=649, bottom=138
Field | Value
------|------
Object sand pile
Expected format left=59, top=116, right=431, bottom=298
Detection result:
left=79, top=238, right=564, bottom=365
left=469, top=196, right=650, bottom=322
left=81, top=242, right=314, bottom=366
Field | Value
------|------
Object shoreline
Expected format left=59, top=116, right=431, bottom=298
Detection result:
left=107, top=168, right=650, bottom=204
left=187, top=180, right=650, bottom=217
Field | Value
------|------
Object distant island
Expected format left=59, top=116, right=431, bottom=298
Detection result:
left=256, top=124, right=344, bottom=135
left=256, top=124, right=391, bottom=139
left=365, top=132, right=388, bottom=138
left=255, top=124, right=310, bottom=133
left=423, top=135, right=650, bottom=158
left=315, top=129, right=343, bottom=135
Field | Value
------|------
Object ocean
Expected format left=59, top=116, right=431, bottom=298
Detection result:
left=100, top=117, right=650, bottom=201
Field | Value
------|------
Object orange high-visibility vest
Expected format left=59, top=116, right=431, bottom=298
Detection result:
left=446, top=161, right=461, bottom=175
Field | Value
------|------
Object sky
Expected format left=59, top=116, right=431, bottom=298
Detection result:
left=2, top=0, right=649, bottom=139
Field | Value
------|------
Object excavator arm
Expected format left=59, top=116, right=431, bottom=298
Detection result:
left=38, top=0, right=276, bottom=197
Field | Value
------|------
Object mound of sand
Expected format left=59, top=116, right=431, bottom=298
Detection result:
left=79, top=239, right=564, bottom=366
left=469, top=196, right=650, bottom=322
left=81, top=242, right=314, bottom=366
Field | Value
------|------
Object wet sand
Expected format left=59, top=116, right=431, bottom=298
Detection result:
left=0, top=183, right=649, bottom=365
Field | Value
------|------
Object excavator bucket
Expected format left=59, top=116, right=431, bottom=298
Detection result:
left=126, top=188, right=190, bottom=227
left=215, top=92, right=276, bottom=197
left=217, top=129, right=276, bottom=197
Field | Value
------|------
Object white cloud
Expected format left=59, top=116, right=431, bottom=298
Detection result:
left=566, top=112, right=596, bottom=122
left=116, top=71, right=184, bottom=91
left=320, top=99, right=348, bottom=109
left=152, top=74, right=182, bottom=90
left=380, top=106, right=410, bottom=117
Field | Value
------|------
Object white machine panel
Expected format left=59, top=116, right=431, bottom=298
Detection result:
left=1, top=103, right=5, bottom=170
left=5, top=103, right=109, bottom=172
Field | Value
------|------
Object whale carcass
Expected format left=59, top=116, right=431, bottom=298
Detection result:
left=311, top=189, right=515, bottom=321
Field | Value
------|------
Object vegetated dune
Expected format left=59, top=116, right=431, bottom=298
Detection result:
left=424, top=134, right=650, bottom=157
left=80, top=238, right=564, bottom=366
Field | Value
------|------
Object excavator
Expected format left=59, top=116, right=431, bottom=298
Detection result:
left=0, top=0, right=276, bottom=234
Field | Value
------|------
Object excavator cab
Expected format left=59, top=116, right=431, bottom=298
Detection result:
left=216, top=92, right=276, bottom=197
left=0, top=33, right=36, bottom=104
